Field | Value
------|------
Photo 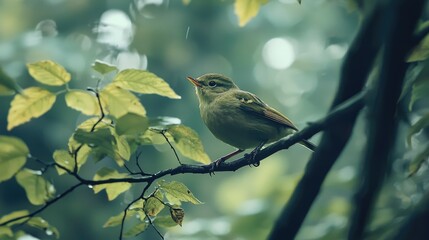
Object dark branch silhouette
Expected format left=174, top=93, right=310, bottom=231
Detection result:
left=268, top=3, right=384, bottom=239
left=348, top=1, right=425, bottom=239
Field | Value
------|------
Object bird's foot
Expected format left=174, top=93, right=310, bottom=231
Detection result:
left=208, top=149, right=244, bottom=176
left=245, top=142, right=266, bottom=167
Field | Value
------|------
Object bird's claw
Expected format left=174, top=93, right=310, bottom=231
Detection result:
left=245, top=151, right=260, bottom=167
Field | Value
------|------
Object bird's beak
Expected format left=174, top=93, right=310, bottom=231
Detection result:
left=186, top=76, right=202, bottom=88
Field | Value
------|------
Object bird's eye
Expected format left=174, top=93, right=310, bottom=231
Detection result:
left=208, top=81, right=217, bottom=87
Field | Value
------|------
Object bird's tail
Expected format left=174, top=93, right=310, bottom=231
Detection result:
left=299, top=139, right=317, bottom=152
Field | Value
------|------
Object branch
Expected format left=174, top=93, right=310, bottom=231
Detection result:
left=348, top=1, right=425, bottom=239
left=0, top=86, right=365, bottom=231
left=268, top=3, right=385, bottom=239
left=0, top=182, right=84, bottom=226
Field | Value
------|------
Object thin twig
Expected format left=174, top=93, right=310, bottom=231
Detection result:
left=155, top=129, right=182, bottom=165
left=0, top=182, right=84, bottom=226
left=144, top=211, right=164, bottom=240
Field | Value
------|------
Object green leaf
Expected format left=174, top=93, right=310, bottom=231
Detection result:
left=124, top=222, right=148, bottom=237
left=74, top=128, right=115, bottom=149
left=409, top=144, right=429, bottom=177
left=27, top=60, right=71, bottom=86
left=65, top=90, right=100, bottom=115
left=129, top=198, right=145, bottom=211
left=7, top=87, right=56, bottom=130
left=103, top=211, right=133, bottom=228
left=103, top=209, right=145, bottom=230
left=116, top=113, right=149, bottom=136
left=112, top=69, right=181, bottom=99
left=73, top=127, right=130, bottom=166
left=167, top=124, right=211, bottom=164
left=234, top=0, right=268, bottom=27
left=153, top=215, right=178, bottom=228
left=100, top=84, right=146, bottom=118
left=409, top=75, right=429, bottom=110
left=52, top=149, right=89, bottom=175
left=93, top=168, right=131, bottom=201
left=158, top=180, right=202, bottom=205
left=407, top=113, right=429, bottom=147
left=408, top=21, right=429, bottom=62
left=0, top=68, right=22, bottom=95
left=0, top=136, right=29, bottom=182
left=53, top=149, right=74, bottom=175
left=0, top=210, right=29, bottom=226
left=27, top=217, right=60, bottom=239
left=92, top=60, right=118, bottom=74
left=70, top=118, right=129, bottom=166
left=0, top=226, right=13, bottom=237
left=144, top=190, right=165, bottom=217
left=15, top=168, right=56, bottom=205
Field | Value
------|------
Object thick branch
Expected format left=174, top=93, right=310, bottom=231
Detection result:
left=348, top=0, right=425, bottom=239
left=268, top=4, right=384, bottom=239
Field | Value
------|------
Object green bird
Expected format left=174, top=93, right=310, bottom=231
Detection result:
left=186, top=73, right=316, bottom=166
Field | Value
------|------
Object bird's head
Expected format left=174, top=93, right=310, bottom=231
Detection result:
left=187, top=73, right=238, bottom=103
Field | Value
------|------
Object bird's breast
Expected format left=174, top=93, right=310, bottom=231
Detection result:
left=200, top=101, right=292, bottom=149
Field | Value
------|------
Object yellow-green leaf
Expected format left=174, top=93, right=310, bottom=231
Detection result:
left=0, top=226, right=13, bottom=237
left=0, top=210, right=30, bottom=226
left=234, top=0, right=268, bottom=27
left=53, top=149, right=74, bottom=175
left=103, top=211, right=134, bottom=228
left=101, top=84, right=146, bottom=118
left=92, top=60, right=118, bottom=75
left=27, top=217, right=60, bottom=239
left=65, top=90, right=100, bottom=115
left=129, top=198, right=145, bottom=211
left=52, top=149, right=88, bottom=175
left=71, top=118, right=129, bottom=166
left=16, top=169, right=56, bottom=205
left=0, top=136, right=29, bottom=182
left=167, top=125, right=211, bottom=164
left=409, top=144, right=429, bottom=177
left=137, top=129, right=169, bottom=145
left=112, top=69, right=181, bottom=99
left=116, top=113, right=149, bottom=136
left=7, top=87, right=56, bottom=130
left=0, top=68, right=22, bottom=95
left=93, top=167, right=131, bottom=201
left=158, top=180, right=202, bottom=205
left=144, top=190, right=165, bottom=217
left=170, top=207, right=184, bottom=226
left=27, top=60, right=71, bottom=86
left=153, top=215, right=178, bottom=228
left=124, top=222, right=149, bottom=237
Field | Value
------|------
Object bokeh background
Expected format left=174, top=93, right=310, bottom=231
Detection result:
left=0, top=0, right=426, bottom=239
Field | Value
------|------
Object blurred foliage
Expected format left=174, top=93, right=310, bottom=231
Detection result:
left=0, top=0, right=428, bottom=240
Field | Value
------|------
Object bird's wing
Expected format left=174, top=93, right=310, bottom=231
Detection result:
left=234, top=90, right=298, bottom=131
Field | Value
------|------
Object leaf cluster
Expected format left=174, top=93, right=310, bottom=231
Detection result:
left=0, top=60, right=209, bottom=239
